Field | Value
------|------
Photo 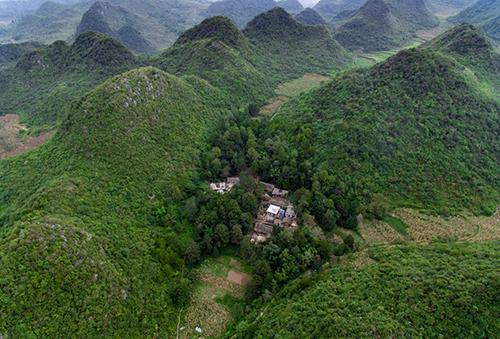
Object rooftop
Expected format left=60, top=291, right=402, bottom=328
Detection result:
left=267, top=204, right=281, bottom=215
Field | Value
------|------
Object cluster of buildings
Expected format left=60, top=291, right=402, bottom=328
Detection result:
left=252, top=183, right=298, bottom=243
left=208, top=176, right=298, bottom=244
left=209, top=177, right=240, bottom=194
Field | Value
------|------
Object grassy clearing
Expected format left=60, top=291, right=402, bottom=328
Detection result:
left=276, top=73, right=330, bottom=97
left=179, top=296, right=232, bottom=339
left=360, top=220, right=405, bottom=245
left=361, top=40, right=425, bottom=63
left=354, top=57, right=375, bottom=67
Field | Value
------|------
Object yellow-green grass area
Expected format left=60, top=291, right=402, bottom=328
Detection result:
left=360, top=40, right=425, bottom=63
left=359, top=207, right=500, bottom=246
left=276, top=73, right=330, bottom=98
left=179, top=256, right=251, bottom=339
left=354, top=56, right=376, bottom=67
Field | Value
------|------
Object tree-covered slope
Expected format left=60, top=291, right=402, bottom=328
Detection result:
left=0, top=31, right=140, bottom=127
left=225, top=241, right=500, bottom=338
left=278, top=47, right=500, bottom=215
left=0, top=67, right=227, bottom=337
left=153, top=16, right=276, bottom=106
left=243, top=7, right=353, bottom=77
left=276, top=0, right=304, bottom=13
left=449, top=0, right=500, bottom=45
left=76, top=1, right=158, bottom=55
left=0, top=41, right=44, bottom=69
left=334, top=0, right=439, bottom=53
left=313, top=0, right=366, bottom=21
left=0, top=1, right=90, bottom=44
left=421, top=23, right=500, bottom=94
left=202, top=0, right=277, bottom=28
left=295, top=8, right=327, bottom=26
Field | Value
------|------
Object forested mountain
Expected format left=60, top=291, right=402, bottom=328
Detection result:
left=275, top=0, right=304, bottom=13
left=421, top=23, right=500, bottom=93
left=0, top=1, right=91, bottom=44
left=0, top=0, right=209, bottom=50
left=334, top=0, right=439, bottom=52
left=449, top=0, right=500, bottom=45
left=313, top=0, right=366, bottom=21
left=0, top=31, right=140, bottom=127
left=153, top=16, right=276, bottom=106
left=277, top=45, right=500, bottom=215
left=0, top=67, right=229, bottom=337
left=76, top=1, right=157, bottom=55
left=427, top=0, right=477, bottom=13
left=0, top=41, right=44, bottom=69
left=2, top=7, right=500, bottom=339
left=243, top=7, right=353, bottom=77
left=202, top=0, right=278, bottom=28
left=295, top=7, right=327, bottom=25
left=225, top=241, right=500, bottom=338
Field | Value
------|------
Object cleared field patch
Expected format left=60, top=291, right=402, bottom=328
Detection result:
left=179, top=296, right=232, bottom=339
left=180, top=256, right=251, bottom=338
left=276, top=73, right=330, bottom=98
left=259, top=96, right=288, bottom=117
left=361, top=219, right=405, bottom=245
left=0, top=114, right=55, bottom=159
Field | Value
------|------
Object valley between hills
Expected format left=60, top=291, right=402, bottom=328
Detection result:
left=1, top=0, right=500, bottom=338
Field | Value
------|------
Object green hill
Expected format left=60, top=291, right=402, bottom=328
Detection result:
left=313, top=0, right=366, bottom=21
left=449, top=0, right=500, bottom=45
left=225, top=241, right=500, bottom=338
left=421, top=23, right=500, bottom=94
left=0, top=31, right=139, bottom=127
left=295, top=7, right=327, bottom=26
left=243, top=7, right=353, bottom=77
left=0, top=41, right=44, bottom=69
left=202, top=0, right=277, bottom=28
left=277, top=47, right=500, bottom=215
left=76, top=1, right=157, bottom=55
left=0, top=1, right=90, bottom=44
left=153, top=16, right=275, bottom=106
left=334, top=0, right=439, bottom=53
left=0, top=67, right=227, bottom=338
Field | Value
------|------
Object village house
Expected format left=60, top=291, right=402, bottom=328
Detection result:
left=227, top=177, right=240, bottom=185
left=266, top=204, right=281, bottom=218
left=261, top=182, right=275, bottom=193
left=210, top=182, right=227, bottom=194
left=285, top=206, right=296, bottom=218
left=272, top=188, right=288, bottom=198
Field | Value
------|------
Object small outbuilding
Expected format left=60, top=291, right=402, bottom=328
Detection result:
left=285, top=206, right=296, bottom=218
left=272, top=188, right=288, bottom=198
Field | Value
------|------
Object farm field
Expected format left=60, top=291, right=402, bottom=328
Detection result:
left=276, top=73, right=330, bottom=98
left=360, top=207, right=500, bottom=246
left=178, top=256, right=251, bottom=339
left=360, top=40, right=425, bottom=63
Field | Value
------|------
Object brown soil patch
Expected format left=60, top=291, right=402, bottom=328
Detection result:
left=416, top=27, right=448, bottom=41
left=0, top=114, right=55, bottom=159
left=227, top=269, right=252, bottom=286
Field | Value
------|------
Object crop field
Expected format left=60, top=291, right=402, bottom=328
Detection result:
left=179, top=256, right=251, bottom=338
left=276, top=73, right=330, bottom=98
left=259, top=96, right=288, bottom=117
left=360, top=208, right=500, bottom=246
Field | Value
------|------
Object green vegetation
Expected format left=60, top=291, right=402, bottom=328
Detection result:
left=225, top=241, right=500, bottom=338
left=0, top=31, right=140, bottom=128
left=422, top=23, right=500, bottom=94
left=0, top=67, right=229, bottom=337
left=313, top=0, right=365, bottom=21
left=243, top=7, right=353, bottom=78
left=294, top=8, right=327, bottom=26
left=334, top=0, right=439, bottom=53
left=275, top=0, right=304, bottom=14
left=276, top=73, right=330, bottom=97
left=202, top=0, right=277, bottom=29
left=0, top=1, right=89, bottom=45
left=0, top=41, right=44, bottom=69
left=448, top=0, right=500, bottom=45
left=278, top=48, right=500, bottom=215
